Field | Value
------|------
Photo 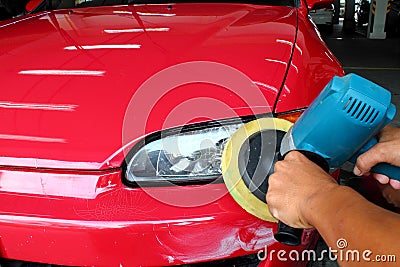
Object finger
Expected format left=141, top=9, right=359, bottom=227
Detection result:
left=273, top=162, right=295, bottom=181
left=268, top=171, right=284, bottom=187
left=389, top=179, right=400, bottom=190
left=266, top=204, right=279, bottom=220
left=273, top=161, right=285, bottom=172
left=284, top=151, right=305, bottom=161
left=354, top=167, right=372, bottom=177
left=355, top=144, right=385, bottom=175
left=353, top=166, right=362, bottom=176
left=372, top=173, right=390, bottom=185
left=265, top=186, right=276, bottom=202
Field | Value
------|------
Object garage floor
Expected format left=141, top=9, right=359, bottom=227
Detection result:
left=307, top=24, right=400, bottom=267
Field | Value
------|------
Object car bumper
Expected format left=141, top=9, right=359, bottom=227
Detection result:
left=0, top=167, right=318, bottom=266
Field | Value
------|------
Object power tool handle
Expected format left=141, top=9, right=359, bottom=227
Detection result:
left=371, top=164, right=400, bottom=181
left=354, top=138, right=400, bottom=181
left=274, top=222, right=303, bottom=246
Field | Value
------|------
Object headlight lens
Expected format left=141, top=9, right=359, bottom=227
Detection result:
left=125, top=120, right=245, bottom=186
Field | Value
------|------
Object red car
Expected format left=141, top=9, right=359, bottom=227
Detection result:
left=0, top=0, right=343, bottom=266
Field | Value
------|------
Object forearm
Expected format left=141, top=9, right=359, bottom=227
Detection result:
left=306, top=185, right=400, bottom=266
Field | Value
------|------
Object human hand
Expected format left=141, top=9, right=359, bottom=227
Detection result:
left=354, top=126, right=400, bottom=189
left=266, top=151, right=338, bottom=229
left=379, top=184, right=400, bottom=208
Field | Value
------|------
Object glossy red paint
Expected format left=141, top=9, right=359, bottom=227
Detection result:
left=274, top=8, right=344, bottom=112
left=0, top=0, right=344, bottom=266
left=0, top=3, right=296, bottom=170
left=0, top=167, right=317, bottom=266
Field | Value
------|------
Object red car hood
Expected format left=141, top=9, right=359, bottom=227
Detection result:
left=0, top=3, right=297, bottom=169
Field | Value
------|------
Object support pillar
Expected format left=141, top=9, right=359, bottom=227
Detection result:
left=343, top=0, right=356, bottom=33
left=367, top=0, right=389, bottom=39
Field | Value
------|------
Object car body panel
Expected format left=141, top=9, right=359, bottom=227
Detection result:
left=0, top=4, right=296, bottom=170
left=274, top=11, right=344, bottom=112
left=0, top=167, right=318, bottom=266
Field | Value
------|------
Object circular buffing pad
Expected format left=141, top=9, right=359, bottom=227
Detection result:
left=221, top=118, right=293, bottom=221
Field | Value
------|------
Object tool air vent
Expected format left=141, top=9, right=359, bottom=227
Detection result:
left=343, top=97, right=380, bottom=124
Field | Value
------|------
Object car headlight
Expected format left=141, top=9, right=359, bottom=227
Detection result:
left=124, top=118, right=251, bottom=187
left=124, top=112, right=303, bottom=187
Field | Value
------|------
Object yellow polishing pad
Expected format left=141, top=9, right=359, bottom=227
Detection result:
left=221, top=118, right=293, bottom=221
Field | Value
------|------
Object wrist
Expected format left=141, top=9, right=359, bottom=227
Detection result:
left=301, top=182, right=343, bottom=227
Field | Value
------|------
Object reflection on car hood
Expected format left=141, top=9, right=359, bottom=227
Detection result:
left=0, top=3, right=297, bottom=169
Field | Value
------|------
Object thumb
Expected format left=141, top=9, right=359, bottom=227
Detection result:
left=354, top=143, right=386, bottom=176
